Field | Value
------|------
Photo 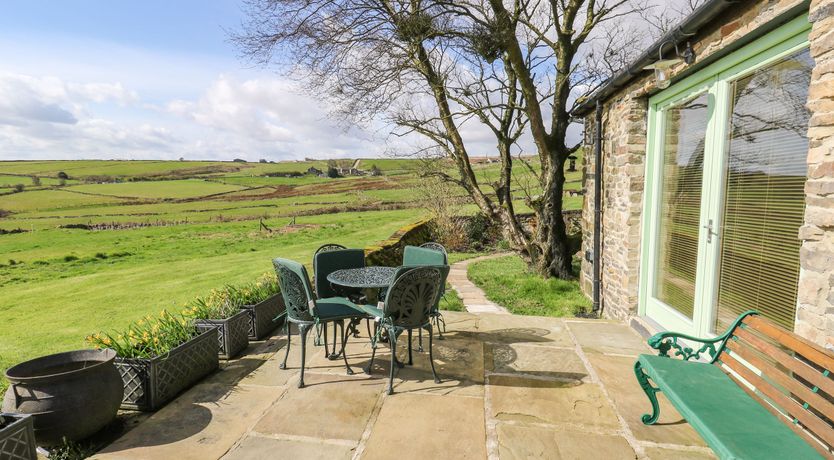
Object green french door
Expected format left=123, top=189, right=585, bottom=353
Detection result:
left=639, top=16, right=813, bottom=336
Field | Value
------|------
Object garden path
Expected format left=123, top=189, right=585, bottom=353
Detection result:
left=448, top=253, right=511, bottom=315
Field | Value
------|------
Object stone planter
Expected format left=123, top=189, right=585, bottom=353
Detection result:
left=0, top=413, right=36, bottom=460
left=3, top=349, right=122, bottom=445
left=195, top=310, right=250, bottom=359
left=241, top=294, right=285, bottom=340
left=116, top=328, right=219, bottom=412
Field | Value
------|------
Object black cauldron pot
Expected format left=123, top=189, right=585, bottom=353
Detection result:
left=3, top=349, right=122, bottom=445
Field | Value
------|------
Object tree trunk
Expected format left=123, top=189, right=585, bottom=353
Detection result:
left=531, top=156, right=574, bottom=278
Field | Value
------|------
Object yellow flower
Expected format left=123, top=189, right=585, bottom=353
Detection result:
left=102, top=337, right=111, bottom=345
left=153, top=337, right=159, bottom=344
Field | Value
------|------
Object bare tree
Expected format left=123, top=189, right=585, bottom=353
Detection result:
left=234, top=0, right=653, bottom=278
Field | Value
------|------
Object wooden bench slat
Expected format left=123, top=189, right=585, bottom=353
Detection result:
left=721, top=353, right=834, bottom=448
left=733, top=327, right=834, bottom=399
left=726, top=339, right=834, bottom=424
left=725, top=371, right=834, bottom=458
left=745, top=316, right=834, bottom=372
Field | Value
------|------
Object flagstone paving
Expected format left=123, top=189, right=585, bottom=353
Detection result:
left=448, top=254, right=511, bottom=314
left=93, top=312, right=715, bottom=460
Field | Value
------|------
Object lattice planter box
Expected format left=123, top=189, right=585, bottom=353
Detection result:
left=0, top=413, right=36, bottom=460
left=195, top=310, right=250, bottom=360
left=115, top=328, right=219, bottom=412
left=241, top=294, right=285, bottom=340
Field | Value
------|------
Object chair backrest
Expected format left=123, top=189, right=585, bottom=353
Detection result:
left=273, top=258, right=315, bottom=323
left=383, top=266, right=441, bottom=329
left=403, top=245, right=446, bottom=266
left=420, top=242, right=447, bottom=256
left=315, top=243, right=347, bottom=255
left=313, top=249, right=366, bottom=298
left=716, top=314, right=834, bottom=455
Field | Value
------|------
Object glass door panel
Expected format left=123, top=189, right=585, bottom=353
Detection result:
left=712, top=48, right=813, bottom=332
left=654, top=93, right=711, bottom=320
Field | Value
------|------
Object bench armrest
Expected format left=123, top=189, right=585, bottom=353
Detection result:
left=647, top=310, right=758, bottom=362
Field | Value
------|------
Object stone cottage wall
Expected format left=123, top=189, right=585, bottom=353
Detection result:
left=796, top=0, right=834, bottom=348
left=581, top=0, right=815, bottom=322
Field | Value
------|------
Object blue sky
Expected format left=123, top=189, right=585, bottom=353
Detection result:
left=0, top=1, right=661, bottom=162
left=0, top=1, right=393, bottom=161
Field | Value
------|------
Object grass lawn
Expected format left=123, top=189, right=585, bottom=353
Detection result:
left=439, top=284, right=465, bottom=312
left=467, top=254, right=590, bottom=317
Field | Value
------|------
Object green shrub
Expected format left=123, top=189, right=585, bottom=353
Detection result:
left=63, top=255, right=79, bottom=262
left=185, top=272, right=280, bottom=320
left=86, top=310, right=196, bottom=359
left=46, top=437, right=95, bottom=460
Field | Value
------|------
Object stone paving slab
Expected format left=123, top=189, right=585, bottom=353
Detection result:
left=488, top=375, right=620, bottom=430
left=253, top=372, right=383, bottom=442
left=644, top=447, right=716, bottom=459
left=95, top=383, right=282, bottom=460
left=477, top=314, right=573, bottom=348
left=489, top=343, right=588, bottom=381
left=587, top=353, right=707, bottom=447
left=496, top=423, right=635, bottom=460
left=567, top=321, right=652, bottom=356
left=222, top=435, right=355, bottom=460
left=361, top=393, right=486, bottom=460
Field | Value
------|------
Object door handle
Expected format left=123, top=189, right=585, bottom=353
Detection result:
left=702, top=219, right=718, bottom=243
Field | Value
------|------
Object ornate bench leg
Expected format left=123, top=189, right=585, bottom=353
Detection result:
left=634, top=361, right=661, bottom=425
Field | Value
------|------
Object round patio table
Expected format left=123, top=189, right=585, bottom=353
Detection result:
left=326, top=266, right=397, bottom=290
left=326, top=266, right=398, bottom=350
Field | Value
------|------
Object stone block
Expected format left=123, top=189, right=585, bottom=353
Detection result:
left=361, top=393, right=486, bottom=460
left=496, top=423, right=635, bottom=460
left=253, top=372, right=384, bottom=442
left=488, top=375, right=620, bottom=430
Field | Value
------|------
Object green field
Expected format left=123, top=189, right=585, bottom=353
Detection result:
left=0, top=157, right=583, bottom=390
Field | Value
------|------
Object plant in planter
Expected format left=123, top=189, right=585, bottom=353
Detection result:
left=0, top=413, right=36, bottom=460
left=86, top=311, right=219, bottom=411
left=228, top=273, right=286, bottom=340
left=187, top=289, right=250, bottom=359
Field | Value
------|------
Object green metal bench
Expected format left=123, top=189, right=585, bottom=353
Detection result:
left=635, top=311, right=834, bottom=459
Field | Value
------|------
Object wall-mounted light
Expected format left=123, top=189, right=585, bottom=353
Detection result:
left=644, top=41, right=695, bottom=89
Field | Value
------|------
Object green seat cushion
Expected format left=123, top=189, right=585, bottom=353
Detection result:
left=354, top=303, right=384, bottom=319
left=638, top=354, right=823, bottom=460
left=315, top=297, right=364, bottom=320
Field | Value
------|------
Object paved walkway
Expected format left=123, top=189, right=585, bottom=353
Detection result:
left=448, top=254, right=511, bottom=314
left=93, top=311, right=714, bottom=460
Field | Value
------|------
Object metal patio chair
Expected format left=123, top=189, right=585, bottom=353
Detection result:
left=403, top=245, right=449, bottom=348
left=273, top=258, right=364, bottom=388
left=311, top=243, right=347, bottom=353
left=419, top=242, right=447, bottom=256
left=358, top=266, right=442, bottom=394
left=313, top=248, right=367, bottom=357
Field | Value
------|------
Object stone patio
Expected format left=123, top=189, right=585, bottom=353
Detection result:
left=92, top=312, right=715, bottom=459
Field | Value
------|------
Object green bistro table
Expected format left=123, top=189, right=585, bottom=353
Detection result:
left=327, top=266, right=397, bottom=291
